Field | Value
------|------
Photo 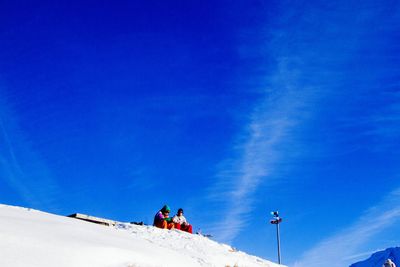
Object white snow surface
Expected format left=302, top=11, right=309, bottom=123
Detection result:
left=0, top=204, right=285, bottom=267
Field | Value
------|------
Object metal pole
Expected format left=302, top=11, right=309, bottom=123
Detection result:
left=276, top=222, right=281, bottom=264
left=270, top=211, right=282, bottom=265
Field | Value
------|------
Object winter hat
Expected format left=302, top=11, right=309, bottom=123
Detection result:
left=178, top=208, right=183, bottom=214
left=161, top=205, right=171, bottom=213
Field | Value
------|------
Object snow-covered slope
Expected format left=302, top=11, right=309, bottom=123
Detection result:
left=0, top=204, right=284, bottom=267
left=350, top=247, right=400, bottom=267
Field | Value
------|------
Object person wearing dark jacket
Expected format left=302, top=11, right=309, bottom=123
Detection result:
left=153, top=205, right=174, bottom=230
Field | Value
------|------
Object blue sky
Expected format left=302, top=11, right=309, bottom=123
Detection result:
left=0, top=1, right=399, bottom=266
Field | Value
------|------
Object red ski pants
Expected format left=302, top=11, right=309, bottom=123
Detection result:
left=175, top=223, right=193, bottom=234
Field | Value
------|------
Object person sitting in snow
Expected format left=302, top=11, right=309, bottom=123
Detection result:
left=172, top=208, right=192, bottom=234
left=383, top=259, right=396, bottom=267
left=153, top=205, right=175, bottom=230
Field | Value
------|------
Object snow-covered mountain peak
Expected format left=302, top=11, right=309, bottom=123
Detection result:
left=350, top=247, right=400, bottom=267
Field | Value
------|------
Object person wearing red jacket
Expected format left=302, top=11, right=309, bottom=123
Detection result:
left=172, top=208, right=192, bottom=234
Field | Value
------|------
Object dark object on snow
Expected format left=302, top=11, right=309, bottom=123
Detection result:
left=67, top=213, right=117, bottom=226
left=130, top=221, right=144, bottom=225
left=196, top=231, right=213, bottom=238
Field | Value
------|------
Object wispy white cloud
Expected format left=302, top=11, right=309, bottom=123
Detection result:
left=205, top=61, right=321, bottom=242
left=292, top=188, right=400, bottom=267
left=0, top=117, right=38, bottom=204
left=204, top=0, right=400, bottom=250
left=343, top=249, right=384, bottom=262
left=0, top=89, right=60, bottom=209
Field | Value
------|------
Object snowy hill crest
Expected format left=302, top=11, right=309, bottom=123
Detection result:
left=0, top=204, right=284, bottom=267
